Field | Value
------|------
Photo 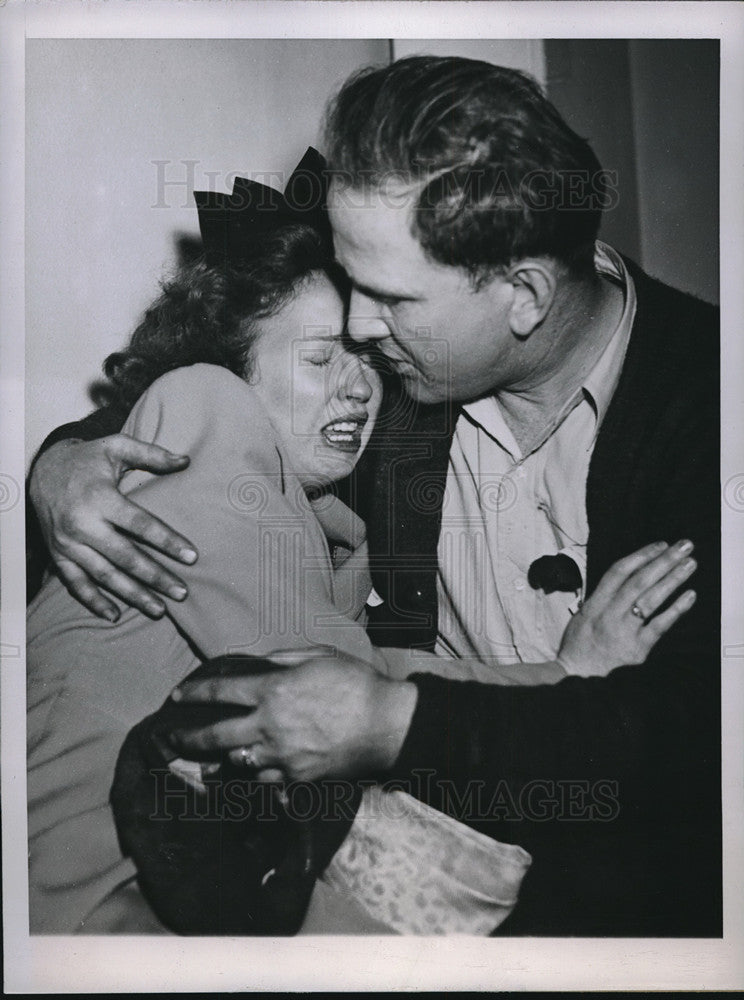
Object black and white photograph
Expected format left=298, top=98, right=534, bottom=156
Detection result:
left=1, top=0, right=743, bottom=992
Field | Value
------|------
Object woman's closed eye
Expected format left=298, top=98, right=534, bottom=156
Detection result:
left=302, top=348, right=335, bottom=367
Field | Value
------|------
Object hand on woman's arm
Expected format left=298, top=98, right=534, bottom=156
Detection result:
left=29, top=433, right=197, bottom=620
left=170, top=648, right=418, bottom=783
left=556, top=539, right=697, bottom=676
left=374, top=540, right=697, bottom=686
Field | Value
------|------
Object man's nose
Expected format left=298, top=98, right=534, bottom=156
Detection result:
left=347, top=291, right=390, bottom=343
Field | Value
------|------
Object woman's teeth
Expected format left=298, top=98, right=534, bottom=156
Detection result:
left=322, top=419, right=365, bottom=450
left=326, top=421, right=358, bottom=441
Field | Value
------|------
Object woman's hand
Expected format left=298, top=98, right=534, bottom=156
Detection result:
left=29, top=434, right=197, bottom=620
left=556, top=540, right=697, bottom=677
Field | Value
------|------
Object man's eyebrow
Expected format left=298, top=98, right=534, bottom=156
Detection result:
left=350, top=279, right=417, bottom=302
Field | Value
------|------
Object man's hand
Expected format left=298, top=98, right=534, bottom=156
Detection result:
left=169, top=648, right=418, bottom=783
left=29, top=434, right=198, bottom=621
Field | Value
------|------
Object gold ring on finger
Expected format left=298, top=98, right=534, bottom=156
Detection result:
left=237, top=744, right=261, bottom=769
left=630, top=602, right=648, bottom=623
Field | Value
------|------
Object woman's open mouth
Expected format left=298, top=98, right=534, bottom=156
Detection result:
left=320, top=415, right=368, bottom=453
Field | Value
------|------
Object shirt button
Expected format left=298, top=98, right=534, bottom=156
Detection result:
left=514, top=578, right=526, bottom=591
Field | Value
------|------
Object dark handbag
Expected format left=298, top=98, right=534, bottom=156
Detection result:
left=110, top=655, right=359, bottom=935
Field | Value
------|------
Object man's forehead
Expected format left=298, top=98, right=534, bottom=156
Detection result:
left=327, top=181, right=420, bottom=257
left=328, top=180, right=416, bottom=221
left=328, top=176, right=419, bottom=207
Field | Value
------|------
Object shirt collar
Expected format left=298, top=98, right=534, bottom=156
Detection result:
left=583, top=241, right=636, bottom=426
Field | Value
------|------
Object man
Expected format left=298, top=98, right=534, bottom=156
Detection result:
left=28, top=57, right=720, bottom=935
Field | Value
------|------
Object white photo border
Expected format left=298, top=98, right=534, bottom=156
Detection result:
left=2, top=0, right=743, bottom=992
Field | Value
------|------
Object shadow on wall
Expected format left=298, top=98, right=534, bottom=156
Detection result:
left=89, top=233, right=205, bottom=410
left=545, top=39, right=719, bottom=305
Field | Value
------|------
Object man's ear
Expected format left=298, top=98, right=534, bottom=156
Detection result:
left=505, top=260, right=557, bottom=337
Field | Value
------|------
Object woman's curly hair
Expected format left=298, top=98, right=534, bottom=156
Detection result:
left=103, top=224, right=347, bottom=415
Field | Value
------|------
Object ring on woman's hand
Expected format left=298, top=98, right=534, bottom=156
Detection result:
left=630, top=603, right=647, bottom=622
left=237, top=744, right=261, bottom=769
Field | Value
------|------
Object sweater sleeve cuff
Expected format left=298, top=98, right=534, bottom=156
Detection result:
left=390, top=672, right=459, bottom=788
left=37, top=405, right=129, bottom=456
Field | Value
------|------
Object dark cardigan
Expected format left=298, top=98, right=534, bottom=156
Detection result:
left=362, top=258, right=721, bottom=935
left=28, top=258, right=720, bottom=936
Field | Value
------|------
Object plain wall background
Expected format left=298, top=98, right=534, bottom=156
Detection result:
left=25, top=38, right=719, bottom=462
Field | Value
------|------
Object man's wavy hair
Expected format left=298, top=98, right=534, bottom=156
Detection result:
left=324, top=56, right=607, bottom=284
left=103, top=225, right=347, bottom=414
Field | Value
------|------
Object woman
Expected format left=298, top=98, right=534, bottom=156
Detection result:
left=27, top=150, right=696, bottom=936
left=26, top=149, right=381, bottom=931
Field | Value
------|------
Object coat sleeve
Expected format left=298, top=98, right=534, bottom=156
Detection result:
left=118, top=363, right=376, bottom=665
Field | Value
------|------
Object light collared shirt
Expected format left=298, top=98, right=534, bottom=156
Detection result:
left=434, top=242, right=637, bottom=666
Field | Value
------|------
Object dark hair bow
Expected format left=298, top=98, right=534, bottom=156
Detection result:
left=193, top=147, right=331, bottom=266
